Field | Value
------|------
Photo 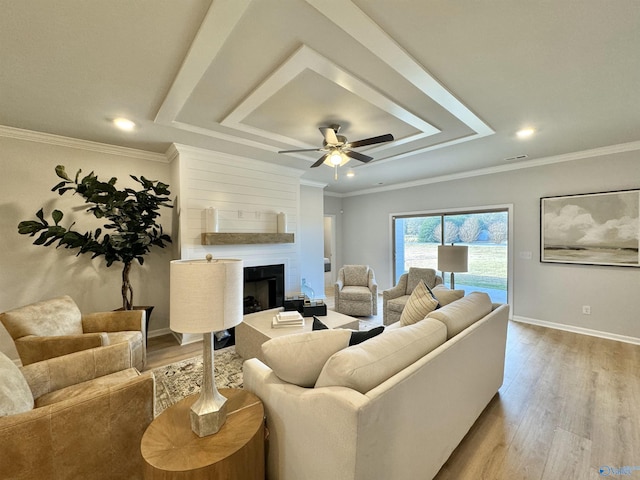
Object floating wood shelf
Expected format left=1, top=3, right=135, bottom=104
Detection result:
left=201, top=232, right=295, bottom=245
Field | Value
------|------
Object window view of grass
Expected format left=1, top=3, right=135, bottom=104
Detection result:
left=404, top=244, right=507, bottom=291
left=395, top=211, right=508, bottom=302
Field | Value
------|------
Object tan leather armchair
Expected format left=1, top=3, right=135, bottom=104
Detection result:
left=334, top=265, right=377, bottom=316
left=0, top=295, right=146, bottom=370
left=0, top=343, right=155, bottom=480
left=382, top=267, right=443, bottom=325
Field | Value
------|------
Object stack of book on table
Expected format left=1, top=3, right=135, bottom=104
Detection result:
left=272, top=310, right=304, bottom=328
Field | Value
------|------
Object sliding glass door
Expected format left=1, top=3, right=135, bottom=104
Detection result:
left=393, top=209, right=509, bottom=303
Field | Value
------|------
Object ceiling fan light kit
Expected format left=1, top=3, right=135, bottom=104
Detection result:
left=278, top=124, right=394, bottom=179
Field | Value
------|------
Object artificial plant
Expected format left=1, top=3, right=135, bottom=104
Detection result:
left=18, top=165, right=172, bottom=310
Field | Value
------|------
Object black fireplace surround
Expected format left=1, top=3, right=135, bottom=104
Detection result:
left=243, top=264, right=285, bottom=315
left=215, top=264, right=285, bottom=350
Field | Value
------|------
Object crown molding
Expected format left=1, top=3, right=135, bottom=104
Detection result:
left=169, top=143, right=306, bottom=178
left=338, top=140, right=640, bottom=197
left=300, top=178, right=328, bottom=188
left=0, top=125, right=167, bottom=163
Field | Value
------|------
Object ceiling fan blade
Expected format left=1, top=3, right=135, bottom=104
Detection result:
left=319, top=127, right=339, bottom=145
left=278, top=148, right=324, bottom=153
left=311, top=153, right=330, bottom=168
left=347, top=133, right=394, bottom=149
left=344, top=150, right=373, bottom=163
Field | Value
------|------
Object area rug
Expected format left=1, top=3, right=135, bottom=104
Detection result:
left=152, top=346, right=244, bottom=415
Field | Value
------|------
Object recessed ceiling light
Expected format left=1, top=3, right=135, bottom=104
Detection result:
left=516, top=128, right=535, bottom=139
left=113, top=117, right=136, bottom=131
left=346, top=170, right=355, bottom=178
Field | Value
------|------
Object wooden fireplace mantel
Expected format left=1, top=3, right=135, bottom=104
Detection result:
left=201, top=232, right=295, bottom=245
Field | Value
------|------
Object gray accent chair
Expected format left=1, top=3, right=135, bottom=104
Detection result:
left=0, top=295, right=146, bottom=370
left=335, top=265, right=377, bottom=316
left=382, top=267, right=443, bottom=325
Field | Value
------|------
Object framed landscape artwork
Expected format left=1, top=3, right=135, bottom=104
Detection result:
left=540, top=189, right=640, bottom=267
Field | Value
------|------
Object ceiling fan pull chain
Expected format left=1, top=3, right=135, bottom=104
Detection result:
left=334, top=165, right=338, bottom=180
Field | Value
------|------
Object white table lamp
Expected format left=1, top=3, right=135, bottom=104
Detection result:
left=437, top=245, right=468, bottom=289
left=170, top=255, right=243, bottom=436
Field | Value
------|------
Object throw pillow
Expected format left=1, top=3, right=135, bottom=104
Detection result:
left=349, top=326, right=385, bottom=346
left=261, top=329, right=351, bottom=387
left=314, top=316, right=384, bottom=346
left=432, top=284, right=465, bottom=306
left=312, top=316, right=329, bottom=330
left=400, top=281, right=439, bottom=326
left=0, top=352, right=34, bottom=417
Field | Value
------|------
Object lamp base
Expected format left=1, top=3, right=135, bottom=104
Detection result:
left=189, top=331, right=229, bottom=437
left=190, top=398, right=228, bottom=437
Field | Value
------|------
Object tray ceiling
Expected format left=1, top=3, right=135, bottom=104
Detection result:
left=1, top=0, right=639, bottom=193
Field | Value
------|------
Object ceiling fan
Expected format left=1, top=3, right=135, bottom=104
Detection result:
left=278, top=124, right=394, bottom=179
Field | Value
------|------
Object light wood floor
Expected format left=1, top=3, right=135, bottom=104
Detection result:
left=146, top=309, right=640, bottom=479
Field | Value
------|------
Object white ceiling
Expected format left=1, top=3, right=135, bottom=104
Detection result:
left=1, top=0, right=639, bottom=194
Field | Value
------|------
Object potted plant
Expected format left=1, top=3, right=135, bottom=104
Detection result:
left=18, top=165, right=172, bottom=311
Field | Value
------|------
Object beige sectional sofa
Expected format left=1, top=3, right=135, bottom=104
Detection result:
left=244, top=291, right=509, bottom=480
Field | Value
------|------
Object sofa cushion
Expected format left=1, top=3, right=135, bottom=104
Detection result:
left=427, top=292, right=493, bottom=339
left=261, top=329, right=352, bottom=387
left=315, top=318, right=447, bottom=394
left=0, top=352, right=34, bottom=416
left=387, top=295, right=410, bottom=313
left=400, top=281, right=439, bottom=326
left=0, top=295, right=83, bottom=339
left=432, top=285, right=465, bottom=306
left=340, top=286, right=373, bottom=302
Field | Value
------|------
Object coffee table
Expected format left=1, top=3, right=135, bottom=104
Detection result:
left=235, top=307, right=359, bottom=362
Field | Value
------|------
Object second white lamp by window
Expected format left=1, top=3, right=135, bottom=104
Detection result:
left=437, top=245, right=468, bottom=290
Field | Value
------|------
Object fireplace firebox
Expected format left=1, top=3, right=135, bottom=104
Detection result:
left=243, top=264, right=285, bottom=315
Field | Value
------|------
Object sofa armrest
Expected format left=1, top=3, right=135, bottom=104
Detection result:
left=368, top=277, right=378, bottom=297
left=20, top=342, right=133, bottom=398
left=435, top=275, right=443, bottom=286
left=334, top=278, right=344, bottom=297
left=82, top=310, right=144, bottom=333
left=383, top=274, right=408, bottom=302
left=14, top=334, right=107, bottom=366
left=0, top=370, right=154, bottom=480
left=243, top=358, right=367, bottom=480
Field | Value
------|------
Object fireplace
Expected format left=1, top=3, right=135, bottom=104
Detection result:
left=243, top=264, right=285, bottom=315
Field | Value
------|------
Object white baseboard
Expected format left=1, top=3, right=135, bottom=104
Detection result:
left=147, top=327, right=172, bottom=339
left=512, top=315, right=640, bottom=345
left=147, top=328, right=203, bottom=345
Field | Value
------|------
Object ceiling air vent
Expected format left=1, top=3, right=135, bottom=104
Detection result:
left=503, top=154, right=528, bottom=161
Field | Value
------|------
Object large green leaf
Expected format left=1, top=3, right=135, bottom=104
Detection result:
left=52, top=210, right=63, bottom=225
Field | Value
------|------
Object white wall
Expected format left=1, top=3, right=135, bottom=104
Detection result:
left=169, top=144, right=304, bottom=287
left=0, top=134, right=173, bottom=360
left=299, top=184, right=326, bottom=299
left=332, top=149, right=640, bottom=342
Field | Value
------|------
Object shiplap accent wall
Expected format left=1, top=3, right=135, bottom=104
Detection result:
left=167, top=144, right=304, bottom=293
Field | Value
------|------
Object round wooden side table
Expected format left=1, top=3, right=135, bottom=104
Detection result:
left=141, top=388, right=265, bottom=480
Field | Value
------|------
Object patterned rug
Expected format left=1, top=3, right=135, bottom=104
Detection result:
left=152, top=346, right=244, bottom=415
